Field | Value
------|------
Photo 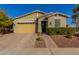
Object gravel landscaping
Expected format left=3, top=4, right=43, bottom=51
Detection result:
left=51, top=35, right=79, bottom=48
left=34, top=38, right=46, bottom=48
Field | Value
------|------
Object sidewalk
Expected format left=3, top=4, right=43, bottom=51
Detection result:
left=0, top=48, right=79, bottom=55
left=42, top=34, right=58, bottom=48
left=0, top=48, right=51, bottom=55
left=50, top=48, right=79, bottom=55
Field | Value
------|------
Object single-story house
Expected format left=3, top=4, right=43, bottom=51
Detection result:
left=13, top=10, right=69, bottom=33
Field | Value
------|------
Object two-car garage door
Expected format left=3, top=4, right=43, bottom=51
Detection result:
left=14, top=23, right=35, bottom=33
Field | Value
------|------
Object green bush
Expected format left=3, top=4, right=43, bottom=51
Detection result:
left=74, top=33, right=79, bottom=37
left=65, top=28, right=73, bottom=38
left=47, top=27, right=76, bottom=35
left=65, top=32, right=72, bottom=38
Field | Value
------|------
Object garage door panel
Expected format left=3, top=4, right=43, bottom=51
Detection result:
left=15, top=24, right=35, bottom=33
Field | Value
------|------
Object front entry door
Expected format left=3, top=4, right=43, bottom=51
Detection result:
left=41, top=21, right=47, bottom=33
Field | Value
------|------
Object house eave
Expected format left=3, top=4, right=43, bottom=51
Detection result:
left=15, top=10, right=46, bottom=19
left=38, top=12, right=70, bottom=20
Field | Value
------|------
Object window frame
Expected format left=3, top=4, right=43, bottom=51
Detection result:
left=54, top=19, right=60, bottom=27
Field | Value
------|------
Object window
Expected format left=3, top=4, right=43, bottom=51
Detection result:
left=50, top=22, right=52, bottom=25
left=54, top=19, right=60, bottom=27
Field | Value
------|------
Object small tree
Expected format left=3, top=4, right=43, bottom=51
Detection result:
left=0, top=10, right=13, bottom=34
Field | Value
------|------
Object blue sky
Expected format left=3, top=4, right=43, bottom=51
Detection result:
left=0, top=4, right=76, bottom=27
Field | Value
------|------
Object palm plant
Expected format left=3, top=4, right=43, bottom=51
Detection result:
left=72, top=5, right=79, bottom=31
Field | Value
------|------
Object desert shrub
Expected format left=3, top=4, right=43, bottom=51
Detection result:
left=47, top=28, right=56, bottom=35
left=36, top=37, right=41, bottom=41
left=47, top=27, right=76, bottom=35
left=74, top=32, right=79, bottom=37
left=36, top=36, right=42, bottom=41
left=65, top=28, right=73, bottom=38
left=36, top=32, right=42, bottom=41
left=65, top=32, right=72, bottom=38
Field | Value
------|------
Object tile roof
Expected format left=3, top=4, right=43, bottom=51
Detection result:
left=16, top=10, right=46, bottom=19
left=38, top=12, right=69, bottom=19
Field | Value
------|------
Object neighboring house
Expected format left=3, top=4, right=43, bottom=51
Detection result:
left=13, top=10, right=69, bottom=33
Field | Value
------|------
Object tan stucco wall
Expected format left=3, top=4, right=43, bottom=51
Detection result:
left=38, top=15, right=67, bottom=33
left=14, top=23, right=35, bottom=33
left=48, top=15, right=67, bottom=27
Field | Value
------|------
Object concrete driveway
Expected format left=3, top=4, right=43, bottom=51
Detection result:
left=0, top=33, right=36, bottom=51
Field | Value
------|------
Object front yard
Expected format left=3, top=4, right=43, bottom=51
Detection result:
left=51, top=35, right=79, bottom=48
left=0, top=33, right=79, bottom=54
left=1, top=33, right=79, bottom=49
